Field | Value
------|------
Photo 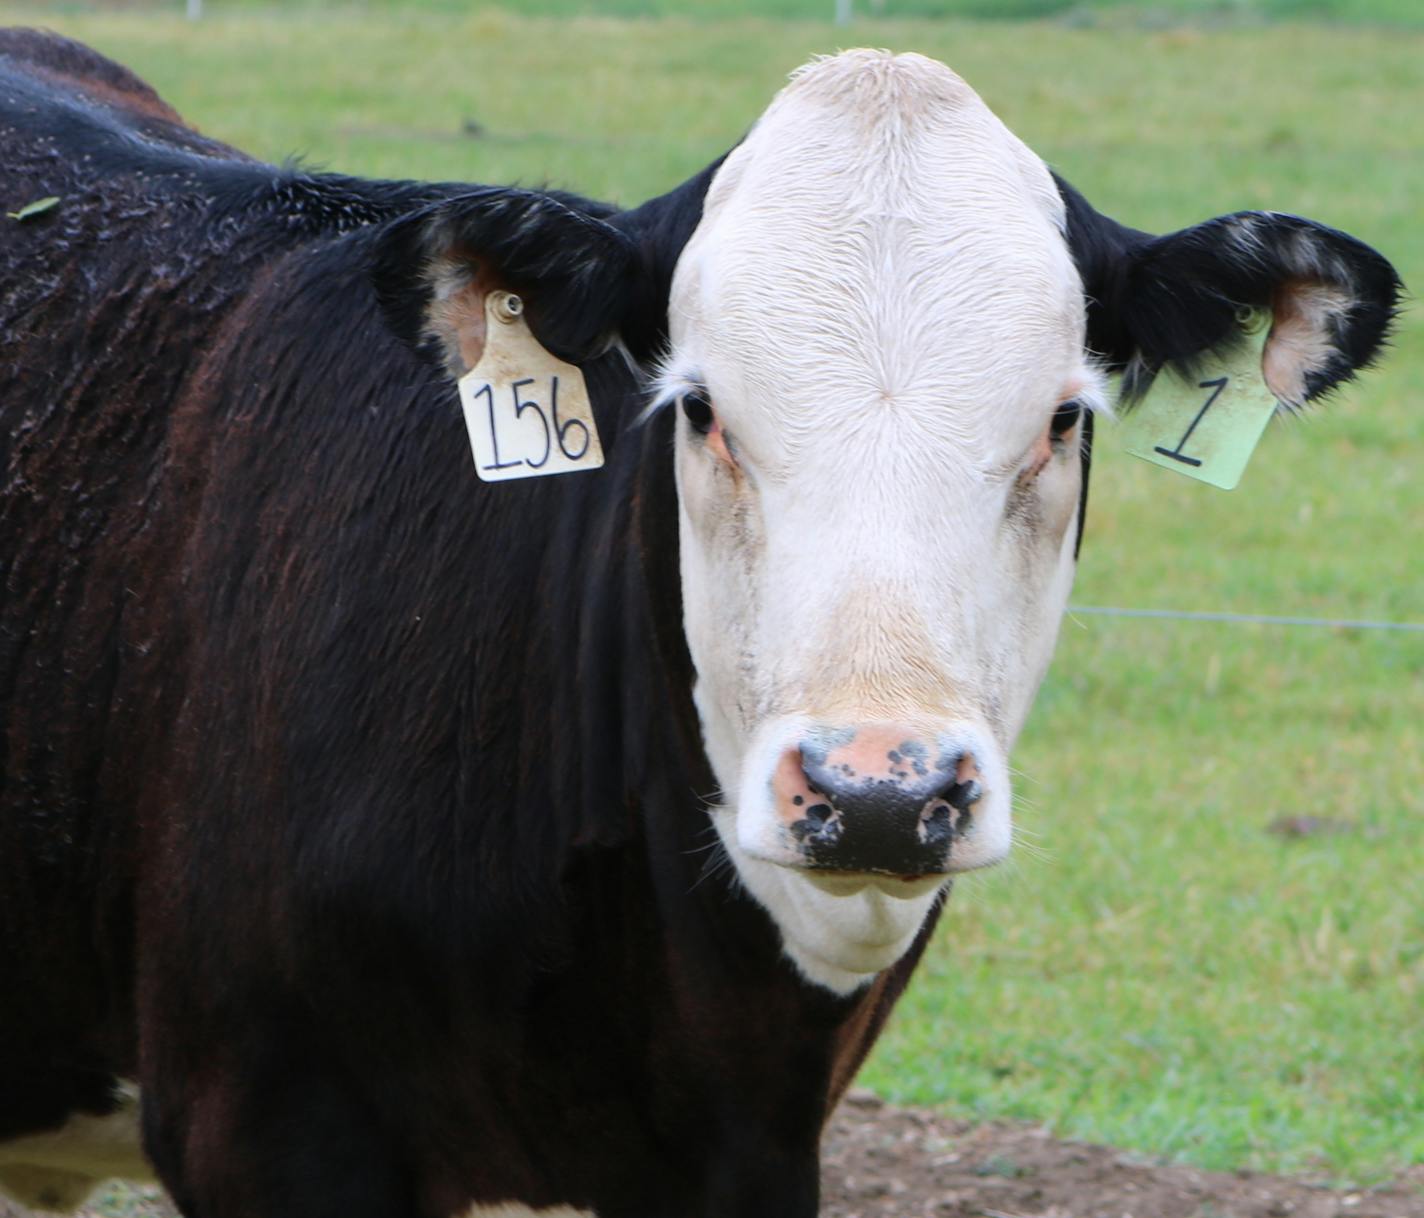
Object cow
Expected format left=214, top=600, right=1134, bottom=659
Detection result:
left=0, top=28, right=1400, bottom=1218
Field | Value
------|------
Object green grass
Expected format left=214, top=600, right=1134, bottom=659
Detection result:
left=5, top=2, right=1421, bottom=1186
left=43, top=0, right=1424, bottom=27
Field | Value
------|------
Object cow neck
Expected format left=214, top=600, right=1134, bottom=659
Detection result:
left=555, top=394, right=884, bottom=1024
left=559, top=394, right=716, bottom=858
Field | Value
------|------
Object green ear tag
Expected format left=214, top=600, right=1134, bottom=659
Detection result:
left=1118, top=322, right=1280, bottom=491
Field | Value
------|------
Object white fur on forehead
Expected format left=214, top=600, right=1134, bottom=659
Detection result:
left=751, top=50, right=1063, bottom=226
left=671, top=49, right=1084, bottom=465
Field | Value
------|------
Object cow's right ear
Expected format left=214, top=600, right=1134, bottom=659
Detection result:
left=1056, top=175, right=1401, bottom=407
left=371, top=187, right=639, bottom=377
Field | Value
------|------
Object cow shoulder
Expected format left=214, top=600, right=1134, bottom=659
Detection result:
left=0, top=28, right=187, bottom=126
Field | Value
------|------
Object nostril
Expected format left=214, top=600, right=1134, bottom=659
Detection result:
left=945, top=777, right=982, bottom=813
left=918, top=800, right=955, bottom=849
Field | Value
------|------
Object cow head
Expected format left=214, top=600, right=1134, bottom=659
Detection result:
left=374, top=51, right=1398, bottom=993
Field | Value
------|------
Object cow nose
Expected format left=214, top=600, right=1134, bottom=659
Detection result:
left=770, top=726, right=983, bottom=876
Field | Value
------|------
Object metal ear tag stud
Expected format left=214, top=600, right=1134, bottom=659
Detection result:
left=1118, top=314, right=1280, bottom=491
left=489, top=291, right=523, bottom=324
left=457, top=291, right=605, bottom=483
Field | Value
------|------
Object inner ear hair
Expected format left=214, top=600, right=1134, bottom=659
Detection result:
left=1154, top=212, right=1401, bottom=408
left=1263, top=278, right=1357, bottom=407
left=370, top=186, right=642, bottom=378
left=423, top=245, right=491, bottom=378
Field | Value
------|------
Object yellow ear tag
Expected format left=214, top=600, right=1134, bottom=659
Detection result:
left=456, top=292, right=605, bottom=482
left=1118, top=318, right=1280, bottom=491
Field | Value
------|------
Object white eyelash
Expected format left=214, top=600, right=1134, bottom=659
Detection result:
left=638, top=356, right=704, bottom=425
left=1076, top=361, right=1114, bottom=420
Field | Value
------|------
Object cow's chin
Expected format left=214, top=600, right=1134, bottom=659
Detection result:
left=711, top=812, right=956, bottom=995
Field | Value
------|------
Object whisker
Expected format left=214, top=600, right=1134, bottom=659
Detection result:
left=688, top=838, right=735, bottom=895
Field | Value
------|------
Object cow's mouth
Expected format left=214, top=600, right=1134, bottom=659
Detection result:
left=801, top=870, right=946, bottom=900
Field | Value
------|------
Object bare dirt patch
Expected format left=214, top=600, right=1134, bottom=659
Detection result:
left=821, top=1092, right=1424, bottom=1218
left=5, top=1094, right=1421, bottom=1218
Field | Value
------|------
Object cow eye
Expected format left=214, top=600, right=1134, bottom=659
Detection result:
left=681, top=389, right=715, bottom=435
left=1050, top=400, right=1082, bottom=441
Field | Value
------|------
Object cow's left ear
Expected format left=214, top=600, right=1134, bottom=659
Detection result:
left=1056, top=175, right=1402, bottom=406
left=371, top=187, right=639, bottom=377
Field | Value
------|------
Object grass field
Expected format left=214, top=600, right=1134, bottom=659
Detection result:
left=4, top=0, right=1420, bottom=1186
left=39, top=0, right=1424, bottom=27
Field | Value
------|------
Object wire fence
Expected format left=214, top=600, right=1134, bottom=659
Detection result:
left=1067, top=605, right=1424, bottom=633
left=173, top=0, right=884, bottom=19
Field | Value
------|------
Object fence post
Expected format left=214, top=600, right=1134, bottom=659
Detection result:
left=187, top=0, right=202, bottom=19
left=835, top=0, right=852, bottom=23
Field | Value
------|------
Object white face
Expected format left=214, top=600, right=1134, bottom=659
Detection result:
left=661, top=51, right=1103, bottom=994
